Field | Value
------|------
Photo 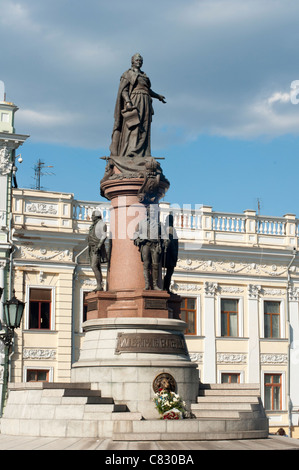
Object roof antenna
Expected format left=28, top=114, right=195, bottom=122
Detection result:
left=257, top=198, right=261, bottom=215
left=33, top=159, right=55, bottom=190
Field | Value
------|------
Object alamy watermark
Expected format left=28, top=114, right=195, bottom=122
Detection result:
left=94, top=198, right=204, bottom=249
left=290, top=80, right=299, bottom=104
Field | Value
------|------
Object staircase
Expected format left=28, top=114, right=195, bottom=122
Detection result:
left=192, top=383, right=265, bottom=418
left=0, top=382, right=142, bottom=438
left=112, top=383, right=268, bottom=441
left=0, top=382, right=268, bottom=441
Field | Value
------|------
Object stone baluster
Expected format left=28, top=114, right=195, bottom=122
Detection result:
left=244, top=209, right=257, bottom=245
left=284, top=213, right=297, bottom=248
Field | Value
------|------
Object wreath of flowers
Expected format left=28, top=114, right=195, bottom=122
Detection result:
left=153, top=388, right=186, bottom=419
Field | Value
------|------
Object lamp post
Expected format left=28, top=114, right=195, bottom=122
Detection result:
left=0, top=290, right=25, bottom=416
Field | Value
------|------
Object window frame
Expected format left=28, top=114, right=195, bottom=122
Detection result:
left=262, top=299, right=285, bottom=339
left=263, top=373, right=282, bottom=411
left=25, top=285, right=56, bottom=331
left=218, top=296, right=244, bottom=338
left=23, top=366, right=53, bottom=383
left=264, top=300, right=281, bottom=338
left=179, top=295, right=200, bottom=336
left=220, top=372, right=241, bottom=384
left=261, top=371, right=286, bottom=411
left=1, top=113, right=9, bottom=123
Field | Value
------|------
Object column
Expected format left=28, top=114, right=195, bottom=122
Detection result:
left=203, top=281, right=218, bottom=383
left=289, top=288, right=299, bottom=412
left=0, top=261, right=6, bottom=322
left=247, top=284, right=261, bottom=383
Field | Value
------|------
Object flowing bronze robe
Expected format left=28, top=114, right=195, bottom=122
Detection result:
left=110, top=68, right=154, bottom=158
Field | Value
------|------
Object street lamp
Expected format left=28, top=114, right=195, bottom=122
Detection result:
left=3, top=290, right=25, bottom=331
left=0, top=290, right=25, bottom=416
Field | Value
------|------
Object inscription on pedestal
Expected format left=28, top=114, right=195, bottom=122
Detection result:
left=115, top=332, right=188, bottom=355
left=87, top=301, right=97, bottom=311
left=144, top=298, right=168, bottom=310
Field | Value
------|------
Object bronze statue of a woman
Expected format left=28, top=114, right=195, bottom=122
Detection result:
left=109, top=53, right=166, bottom=158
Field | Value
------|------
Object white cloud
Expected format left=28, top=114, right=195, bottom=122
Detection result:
left=17, top=108, right=78, bottom=127
left=2, top=0, right=299, bottom=147
left=0, top=1, right=41, bottom=33
left=267, top=92, right=291, bottom=105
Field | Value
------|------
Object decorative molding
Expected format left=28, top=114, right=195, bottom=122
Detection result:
left=20, top=246, right=72, bottom=261
left=0, top=146, right=12, bottom=176
left=288, top=287, right=299, bottom=302
left=176, top=258, right=290, bottom=278
left=248, top=284, right=262, bottom=299
left=25, top=202, right=58, bottom=215
left=220, top=286, right=244, bottom=294
left=79, top=277, right=108, bottom=290
left=189, top=352, right=203, bottom=363
left=80, top=278, right=97, bottom=286
left=262, top=288, right=284, bottom=296
left=172, top=282, right=201, bottom=293
left=23, top=349, right=56, bottom=360
left=217, top=353, right=247, bottom=364
left=260, top=353, right=288, bottom=364
left=204, top=281, right=218, bottom=297
left=176, top=258, right=203, bottom=271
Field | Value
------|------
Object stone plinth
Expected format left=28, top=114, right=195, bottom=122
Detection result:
left=86, top=289, right=175, bottom=319
left=71, top=317, right=199, bottom=419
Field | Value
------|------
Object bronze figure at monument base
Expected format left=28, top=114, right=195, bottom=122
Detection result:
left=153, top=373, right=177, bottom=393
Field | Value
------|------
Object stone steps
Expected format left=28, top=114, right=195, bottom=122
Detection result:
left=191, top=383, right=266, bottom=421
left=196, top=395, right=260, bottom=403
left=112, top=429, right=268, bottom=441
left=0, top=381, right=269, bottom=441
left=0, top=383, right=142, bottom=438
left=194, top=401, right=257, bottom=410
left=112, top=416, right=269, bottom=441
left=198, top=388, right=260, bottom=396
left=111, top=383, right=268, bottom=441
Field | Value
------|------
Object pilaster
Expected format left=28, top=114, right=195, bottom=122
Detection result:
left=247, top=284, right=261, bottom=383
left=203, top=281, right=218, bottom=383
left=289, top=287, right=299, bottom=411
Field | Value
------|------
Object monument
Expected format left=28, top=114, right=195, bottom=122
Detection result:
left=0, top=55, right=268, bottom=441
left=71, top=53, right=199, bottom=418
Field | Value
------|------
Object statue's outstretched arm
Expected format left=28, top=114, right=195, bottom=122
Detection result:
left=150, top=89, right=166, bottom=103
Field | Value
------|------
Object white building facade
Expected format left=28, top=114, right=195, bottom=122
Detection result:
left=9, top=188, right=299, bottom=437
left=0, top=94, right=28, bottom=409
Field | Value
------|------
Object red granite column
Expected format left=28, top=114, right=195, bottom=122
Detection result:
left=86, top=177, right=173, bottom=319
left=102, top=178, right=146, bottom=291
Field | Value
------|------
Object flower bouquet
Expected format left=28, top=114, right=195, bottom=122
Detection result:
left=153, top=388, right=186, bottom=419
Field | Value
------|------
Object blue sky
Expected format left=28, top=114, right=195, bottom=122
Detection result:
left=2, top=0, right=299, bottom=217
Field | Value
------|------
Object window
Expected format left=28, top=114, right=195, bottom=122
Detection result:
left=264, top=301, right=280, bottom=338
left=1, top=113, right=9, bottom=123
left=180, top=298, right=197, bottom=335
left=221, top=298, right=238, bottom=337
left=221, top=373, right=240, bottom=384
left=26, top=369, right=49, bottom=382
left=264, top=374, right=282, bottom=410
left=29, top=288, right=52, bottom=330
left=83, top=291, right=88, bottom=323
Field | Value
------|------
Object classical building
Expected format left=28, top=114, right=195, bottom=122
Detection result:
left=0, top=93, right=29, bottom=410
left=0, top=97, right=29, bottom=303
left=8, top=187, right=299, bottom=437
